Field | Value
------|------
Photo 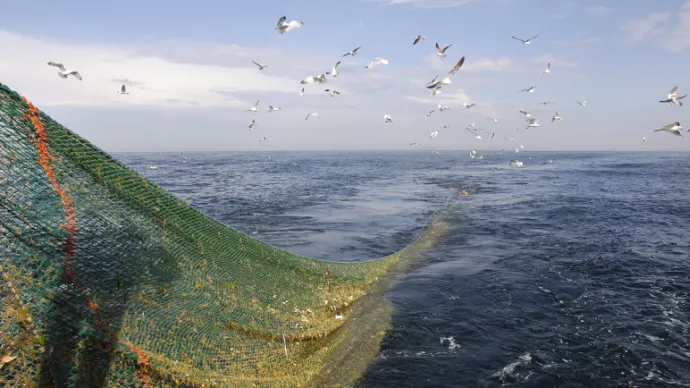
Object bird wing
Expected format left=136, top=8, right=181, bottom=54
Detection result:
left=413, top=36, right=421, bottom=45
left=121, top=85, right=126, bottom=93
left=547, top=62, right=551, bottom=68
left=435, top=43, right=441, bottom=53
left=71, top=71, right=83, bottom=80
left=512, top=36, right=525, bottom=42
left=341, top=52, right=351, bottom=57
left=252, top=60, right=262, bottom=67
left=333, top=61, right=341, bottom=70
left=443, top=56, right=466, bottom=79
left=48, top=62, right=66, bottom=71
left=353, top=46, right=361, bottom=53
left=286, top=20, right=303, bottom=29
left=670, top=86, right=678, bottom=95
left=441, top=44, right=453, bottom=53
left=301, top=76, right=315, bottom=84
left=661, top=123, right=677, bottom=130
left=277, top=16, right=287, bottom=26
left=253, top=100, right=260, bottom=109
left=528, top=34, right=539, bottom=41
left=334, top=90, right=340, bottom=94
left=426, top=75, right=438, bottom=85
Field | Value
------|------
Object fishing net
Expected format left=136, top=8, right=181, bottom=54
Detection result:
left=0, top=82, right=447, bottom=387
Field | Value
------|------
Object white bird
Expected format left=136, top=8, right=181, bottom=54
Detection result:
left=306, top=112, right=319, bottom=121
left=437, top=104, right=449, bottom=112
left=427, top=57, right=465, bottom=89
left=642, top=137, right=647, bottom=142
left=341, top=46, right=361, bottom=57
left=47, top=61, right=66, bottom=71
left=384, top=114, right=393, bottom=123
left=487, top=117, right=499, bottom=122
left=301, top=73, right=327, bottom=85
left=413, top=35, right=426, bottom=45
left=466, top=122, right=476, bottom=130
left=431, top=90, right=443, bottom=96
left=252, top=60, right=268, bottom=71
left=509, top=160, right=524, bottom=167
left=543, top=62, right=551, bottom=74
left=430, top=130, right=440, bottom=139
left=268, top=105, right=281, bottom=113
left=654, top=122, right=683, bottom=136
left=365, top=58, right=388, bottom=69
left=577, top=100, right=589, bottom=107
left=659, top=86, right=687, bottom=106
left=519, top=86, right=536, bottom=93
left=275, top=16, right=304, bottom=34
left=526, top=117, right=540, bottom=128
left=259, top=137, right=269, bottom=142
left=515, top=148, right=520, bottom=153
left=435, top=43, right=453, bottom=58
left=426, top=75, right=438, bottom=87
left=512, top=34, right=539, bottom=45
left=519, top=110, right=532, bottom=118
left=149, top=165, right=158, bottom=170
left=181, top=153, right=188, bottom=163
left=498, top=149, right=504, bottom=155
left=246, top=100, right=260, bottom=112
left=410, top=142, right=421, bottom=146
left=427, top=110, right=435, bottom=117
left=324, top=89, right=341, bottom=97
left=466, top=127, right=481, bottom=139
left=298, top=88, right=305, bottom=96
left=539, top=101, right=554, bottom=105
left=327, top=61, right=341, bottom=77
left=463, top=101, right=476, bottom=109
left=57, top=70, right=82, bottom=80
left=248, top=119, right=257, bottom=130
left=552, top=112, right=562, bottom=122
left=117, top=84, right=129, bottom=95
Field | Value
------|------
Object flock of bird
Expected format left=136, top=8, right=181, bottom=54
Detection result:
left=44, top=15, right=688, bottom=167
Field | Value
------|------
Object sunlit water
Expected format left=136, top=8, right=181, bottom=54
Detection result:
left=117, top=150, right=690, bottom=387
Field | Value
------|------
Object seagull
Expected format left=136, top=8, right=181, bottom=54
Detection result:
left=512, top=34, right=539, bottom=45
left=365, top=58, right=388, bottom=68
left=301, top=73, right=327, bottom=84
left=298, top=88, right=305, bottom=96
left=259, top=137, right=269, bottom=142
left=275, top=16, right=304, bottom=34
left=327, top=61, right=341, bottom=77
left=519, top=110, right=532, bottom=118
left=430, top=130, right=440, bottom=139
left=324, top=89, right=341, bottom=97
left=466, top=127, right=481, bottom=139
left=57, top=70, right=82, bottom=80
left=427, top=110, right=435, bottom=116
left=654, top=122, right=683, bottom=136
left=117, top=85, right=129, bottom=95
left=341, top=46, right=361, bottom=57
left=431, top=90, right=443, bottom=96
left=252, top=60, right=268, bottom=71
left=520, top=144, right=525, bottom=149
left=498, top=149, right=504, bottom=155
left=539, top=101, right=554, bottom=105
left=47, top=61, right=66, bottom=71
left=642, top=137, right=647, bottom=142
left=487, top=117, right=499, bottom=122
left=246, top=100, right=260, bottom=112
left=427, top=57, right=465, bottom=89
left=463, top=101, right=476, bottom=109
left=384, top=114, right=393, bottom=123
left=543, top=62, right=551, bottom=74
left=519, top=86, right=536, bottom=93
left=426, top=75, right=439, bottom=87
left=410, top=142, right=421, bottom=146
left=466, top=122, right=476, bottom=130
left=526, top=117, right=540, bottom=127
left=437, top=104, right=449, bottom=112
left=248, top=119, right=257, bottom=131
left=435, top=43, right=453, bottom=58
left=577, top=100, right=589, bottom=107
left=552, top=112, right=562, bottom=122
left=413, top=35, right=426, bottom=45
left=515, top=148, right=520, bottom=153
left=509, top=160, right=524, bottom=167
left=181, top=152, right=188, bottom=162
left=659, top=86, right=687, bottom=106
left=268, top=105, right=281, bottom=113
left=306, top=112, right=319, bottom=121
left=149, top=165, right=158, bottom=170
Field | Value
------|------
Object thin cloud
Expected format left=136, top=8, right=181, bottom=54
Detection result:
left=620, top=12, right=671, bottom=46
left=585, top=6, right=610, bottom=14
left=531, top=55, right=578, bottom=68
left=548, top=37, right=601, bottom=46
left=620, top=4, right=690, bottom=52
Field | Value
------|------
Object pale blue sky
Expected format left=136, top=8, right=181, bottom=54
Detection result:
left=2, top=0, right=690, bottom=151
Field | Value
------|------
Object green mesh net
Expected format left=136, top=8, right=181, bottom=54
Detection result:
left=0, top=82, right=447, bottom=387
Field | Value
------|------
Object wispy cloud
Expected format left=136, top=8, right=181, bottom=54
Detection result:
left=530, top=55, right=578, bottom=68
left=620, top=12, right=671, bottom=46
left=585, top=5, right=610, bottom=14
left=363, top=0, right=476, bottom=8
left=620, top=4, right=690, bottom=52
left=548, top=37, right=601, bottom=46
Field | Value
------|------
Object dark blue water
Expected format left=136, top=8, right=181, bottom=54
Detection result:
left=116, top=151, right=690, bottom=387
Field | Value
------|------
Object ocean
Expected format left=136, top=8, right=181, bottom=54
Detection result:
left=116, top=150, right=690, bottom=387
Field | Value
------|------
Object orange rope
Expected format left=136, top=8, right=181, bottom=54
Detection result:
left=21, top=96, right=105, bottom=330
left=127, top=344, right=154, bottom=388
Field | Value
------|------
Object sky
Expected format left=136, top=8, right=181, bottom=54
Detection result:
left=2, top=0, right=690, bottom=152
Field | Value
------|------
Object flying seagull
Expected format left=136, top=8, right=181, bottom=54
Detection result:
left=324, top=89, right=340, bottom=97
left=577, top=100, right=589, bottom=107
left=519, top=86, right=536, bottom=93
left=57, top=70, right=82, bottom=80
left=430, top=130, right=440, bottom=139
left=543, top=62, right=551, bottom=74
left=298, top=88, right=305, bottom=96
left=410, top=142, right=421, bottom=146
left=384, top=114, right=393, bottom=123
left=365, top=58, right=388, bottom=68
left=659, top=86, right=687, bottom=106
left=306, top=112, right=319, bottom=120
left=466, top=127, right=482, bottom=140
left=248, top=119, right=257, bottom=131
left=426, top=75, right=438, bottom=87
left=117, top=85, right=129, bottom=95
left=512, top=34, right=539, bottom=44
left=252, top=61, right=268, bottom=70
left=519, top=110, right=532, bottom=118
left=47, top=61, right=66, bottom=71
left=432, top=90, right=443, bottom=96
left=642, top=137, right=647, bottom=142
left=463, top=101, right=476, bottom=109
left=275, top=16, right=304, bottom=34
left=487, top=117, right=499, bottom=122
left=413, top=35, right=426, bottom=45
left=654, top=122, right=683, bottom=136
left=539, top=101, right=554, bottom=105
left=427, top=110, right=435, bottom=117
left=427, top=57, right=465, bottom=89
left=435, top=43, right=453, bottom=58
left=246, top=100, right=260, bottom=112
left=259, top=137, right=269, bottom=142
left=268, top=105, right=281, bottom=113
left=552, top=112, right=562, bottom=122
left=327, top=61, right=341, bottom=77
left=526, top=117, right=540, bottom=128
left=301, top=73, right=327, bottom=85
left=342, top=46, right=361, bottom=57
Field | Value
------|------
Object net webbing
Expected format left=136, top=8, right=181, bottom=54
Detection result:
left=0, top=82, right=447, bottom=387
